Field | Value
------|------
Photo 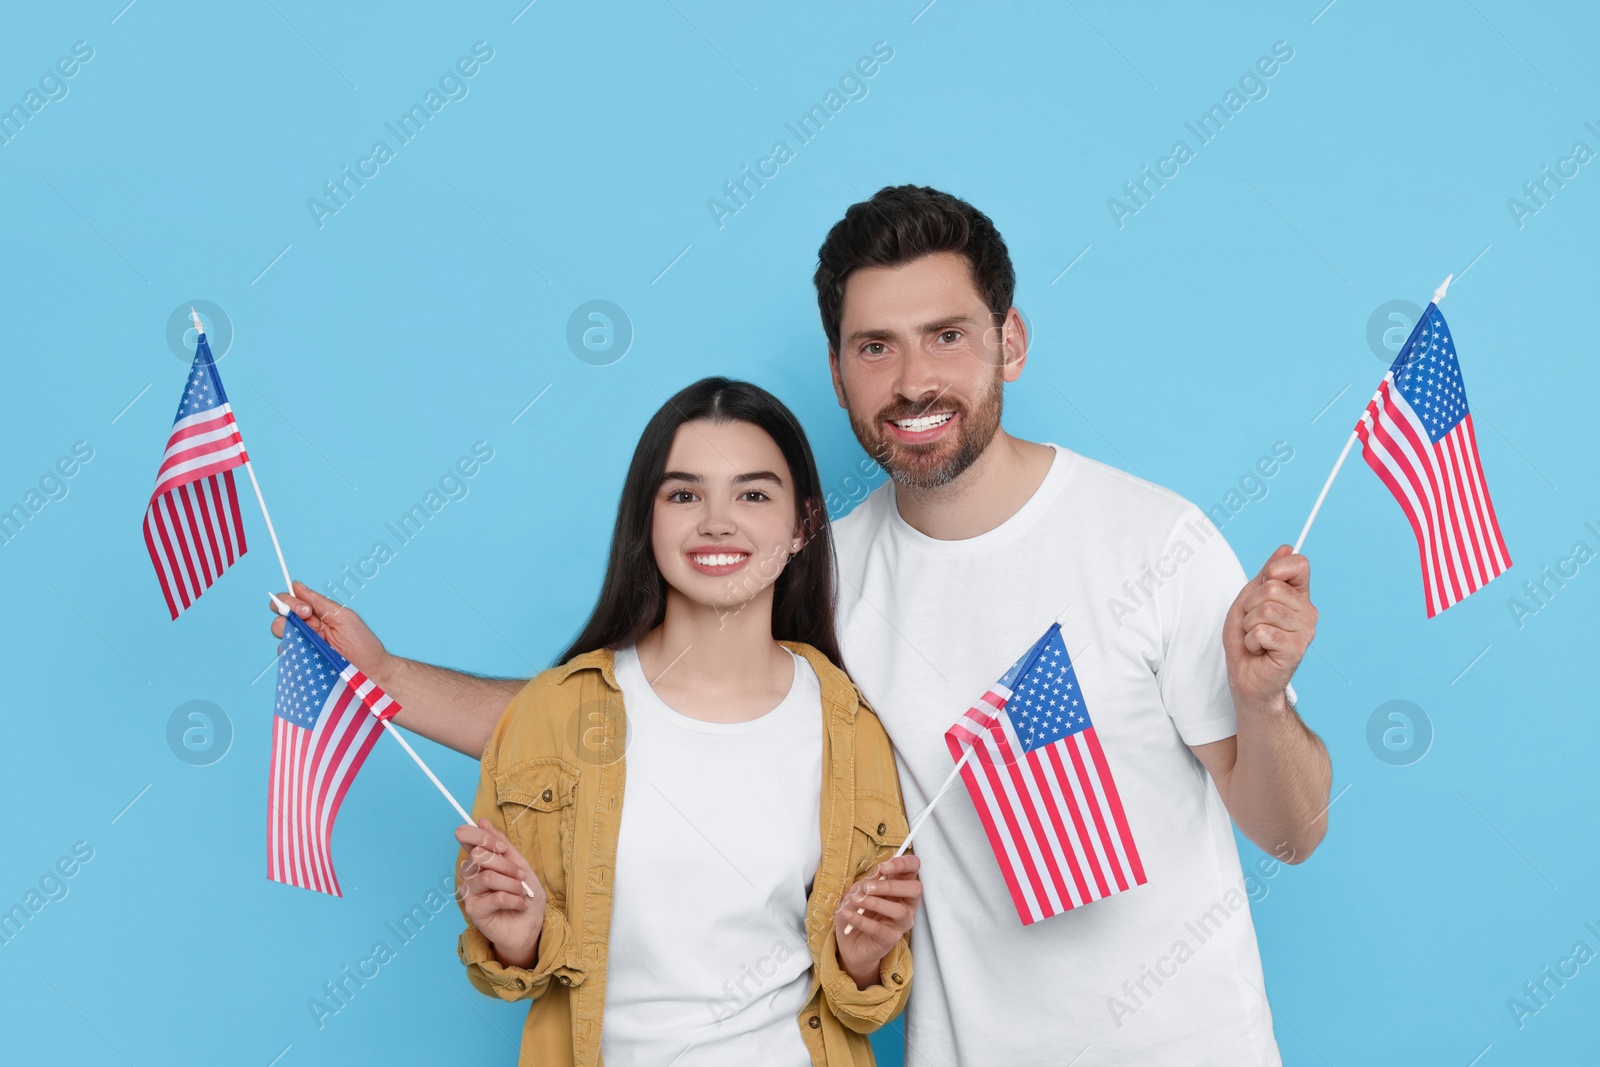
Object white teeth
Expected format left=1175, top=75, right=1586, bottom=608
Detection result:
left=892, top=412, right=954, bottom=432
left=691, top=553, right=748, bottom=567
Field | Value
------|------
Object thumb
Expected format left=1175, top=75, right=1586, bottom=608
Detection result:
left=1257, top=544, right=1292, bottom=582
left=292, top=580, right=344, bottom=617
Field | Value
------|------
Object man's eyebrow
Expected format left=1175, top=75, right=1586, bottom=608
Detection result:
left=918, top=313, right=979, bottom=334
left=844, top=325, right=897, bottom=347
left=844, top=313, right=980, bottom=347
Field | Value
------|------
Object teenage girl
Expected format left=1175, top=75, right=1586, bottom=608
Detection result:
left=454, top=377, right=921, bottom=1067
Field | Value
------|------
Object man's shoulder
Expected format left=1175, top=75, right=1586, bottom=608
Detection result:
left=1048, top=444, right=1201, bottom=527
left=828, top=479, right=895, bottom=566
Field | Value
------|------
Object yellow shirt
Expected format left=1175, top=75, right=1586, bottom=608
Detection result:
left=455, top=641, right=914, bottom=1067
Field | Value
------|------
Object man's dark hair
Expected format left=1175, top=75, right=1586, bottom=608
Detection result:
left=813, top=184, right=1016, bottom=352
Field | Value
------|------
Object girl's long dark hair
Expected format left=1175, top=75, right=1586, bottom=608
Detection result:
left=556, top=377, right=843, bottom=668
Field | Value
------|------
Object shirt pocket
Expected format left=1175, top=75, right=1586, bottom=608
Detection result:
left=851, top=789, right=910, bottom=879
left=494, top=757, right=580, bottom=906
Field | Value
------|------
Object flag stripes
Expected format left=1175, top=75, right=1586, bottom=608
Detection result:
left=1355, top=304, right=1510, bottom=616
left=144, top=337, right=251, bottom=619
left=268, top=613, right=399, bottom=897
left=945, top=624, right=1145, bottom=926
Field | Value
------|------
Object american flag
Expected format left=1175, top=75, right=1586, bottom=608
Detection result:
left=143, top=332, right=249, bottom=619
left=269, top=612, right=399, bottom=896
left=1356, top=303, right=1510, bottom=616
left=946, top=623, right=1145, bottom=925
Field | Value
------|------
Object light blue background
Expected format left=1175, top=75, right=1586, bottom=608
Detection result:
left=2, top=1, right=1596, bottom=1064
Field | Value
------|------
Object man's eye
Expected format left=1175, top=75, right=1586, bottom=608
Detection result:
left=862, top=342, right=887, bottom=356
left=938, top=330, right=961, bottom=344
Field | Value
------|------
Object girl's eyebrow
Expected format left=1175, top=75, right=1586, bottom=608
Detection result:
left=660, top=469, right=784, bottom=486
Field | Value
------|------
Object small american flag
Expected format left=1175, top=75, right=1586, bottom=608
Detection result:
left=143, top=332, right=249, bottom=619
left=947, top=623, right=1145, bottom=925
left=1356, top=303, right=1510, bottom=616
left=268, top=612, right=399, bottom=896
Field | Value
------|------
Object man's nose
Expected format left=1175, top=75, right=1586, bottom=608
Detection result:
left=893, top=348, right=945, bottom=407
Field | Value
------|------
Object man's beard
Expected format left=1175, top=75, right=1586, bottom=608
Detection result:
left=847, top=370, right=1005, bottom=491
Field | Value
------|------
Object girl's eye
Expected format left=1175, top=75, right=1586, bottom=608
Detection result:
left=740, top=490, right=770, bottom=502
left=666, top=489, right=697, bottom=503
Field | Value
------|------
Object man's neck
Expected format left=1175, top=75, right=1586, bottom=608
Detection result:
left=892, top=431, right=1055, bottom=541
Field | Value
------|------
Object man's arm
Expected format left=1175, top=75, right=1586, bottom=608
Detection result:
left=269, top=582, right=525, bottom=759
left=1191, top=546, right=1333, bottom=864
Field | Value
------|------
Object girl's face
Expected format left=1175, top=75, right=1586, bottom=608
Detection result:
left=652, top=418, right=805, bottom=613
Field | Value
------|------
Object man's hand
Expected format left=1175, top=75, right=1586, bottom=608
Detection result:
left=268, top=581, right=392, bottom=681
left=1223, top=545, right=1316, bottom=711
left=834, top=855, right=921, bottom=990
left=457, top=818, right=546, bottom=969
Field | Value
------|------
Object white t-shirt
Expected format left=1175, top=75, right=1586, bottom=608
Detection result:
left=833, top=443, right=1283, bottom=1066
left=601, top=644, right=823, bottom=1067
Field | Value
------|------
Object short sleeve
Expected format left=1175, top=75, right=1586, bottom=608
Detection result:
left=1153, top=508, right=1249, bottom=747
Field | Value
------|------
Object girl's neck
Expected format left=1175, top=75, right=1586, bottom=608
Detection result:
left=633, top=587, right=794, bottom=723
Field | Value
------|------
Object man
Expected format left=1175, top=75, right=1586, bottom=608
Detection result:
left=271, top=185, right=1330, bottom=1064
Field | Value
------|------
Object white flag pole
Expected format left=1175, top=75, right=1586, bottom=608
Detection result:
left=191, top=308, right=294, bottom=592
left=269, top=592, right=535, bottom=898
left=845, top=607, right=1084, bottom=931
left=843, top=747, right=972, bottom=935
left=1290, top=274, right=1452, bottom=554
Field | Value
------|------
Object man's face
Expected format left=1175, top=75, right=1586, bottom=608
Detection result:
left=829, top=251, right=1027, bottom=490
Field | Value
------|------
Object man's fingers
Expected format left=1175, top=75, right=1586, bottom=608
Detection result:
left=270, top=592, right=314, bottom=619
left=1244, top=624, right=1293, bottom=656
left=1242, top=600, right=1301, bottom=634
left=293, top=580, right=347, bottom=617
left=1258, top=547, right=1310, bottom=591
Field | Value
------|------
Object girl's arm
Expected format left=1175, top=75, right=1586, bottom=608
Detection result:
left=454, top=747, right=574, bottom=1002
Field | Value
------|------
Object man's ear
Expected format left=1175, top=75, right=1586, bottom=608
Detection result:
left=828, top=347, right=848, bottom=408
left=1000, top=307, right=1029, bottom=382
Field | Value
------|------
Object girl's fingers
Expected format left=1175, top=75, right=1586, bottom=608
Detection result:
left=466, top=846, right=525, bottom=881
left=850, top=877, right=923, bottom=900
left=466, top=868, right=528, bottom=899
left=841, top=911, right=892, bottom=941
left=467, top=889, right=530, bottom=917
left=851, top=896, right=912, bottom=927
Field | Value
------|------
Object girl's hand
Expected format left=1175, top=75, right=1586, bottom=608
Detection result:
left=834, top=854, right=922, bottom=990
left=456, top=818, right=546, bottom=968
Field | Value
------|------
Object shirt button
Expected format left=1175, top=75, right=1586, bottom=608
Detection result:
left=514, top=977, right=528, bottom=990
left=891, top=972, right=903, bottom=985
left=808, top=1015, right=821, bottom=1029
left=558, top=974, right=571, bottom=986
left=542, top=788, right=554, bottom=802
left=877, top=822, right=887, bottom=835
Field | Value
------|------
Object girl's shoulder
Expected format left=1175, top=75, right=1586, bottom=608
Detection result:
left=780, top=641, right=900, bottom=788
left=485, top=647, right=620, bottom=772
